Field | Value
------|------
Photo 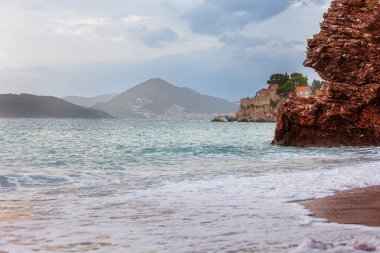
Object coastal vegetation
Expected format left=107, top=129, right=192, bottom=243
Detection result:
left=267, top=72, right=308, bottom=96
left=234, top=72, right=319, bottom=122
left=266, top=72, right=322, bottom=96
left=269, top=98, right=281, bottom=108
left=311, top=79, right=323, bottom=94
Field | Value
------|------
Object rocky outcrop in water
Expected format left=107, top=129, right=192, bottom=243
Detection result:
left=273, top=0, right=380, bottom=147
left=211, top=115, right=237, bottom=122
left=236, top=105, right=276, bottom=122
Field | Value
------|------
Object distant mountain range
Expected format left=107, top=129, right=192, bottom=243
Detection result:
left=62, top=94, right=118, bottom=108
left=0, top=78, right=237, bottom=119
left=94, top=78, right=238, bottom=119
left=0, top=94, right=113, bottom=119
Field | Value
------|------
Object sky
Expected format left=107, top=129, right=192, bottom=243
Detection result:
left=0, top=0, right=331, bottom=101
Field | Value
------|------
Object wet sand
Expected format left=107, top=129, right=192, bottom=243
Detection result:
left=0, top=200, right=48, bottom=222
left=300, top=186, right=380, bottom=227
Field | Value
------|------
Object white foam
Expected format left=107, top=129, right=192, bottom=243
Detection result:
left=0, top=160, right=380, bottom=252
left=292, top=238, right=380, bottom=253
left=1, top=120, right=380, bottom=252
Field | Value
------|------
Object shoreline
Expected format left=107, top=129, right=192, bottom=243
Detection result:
left=299, top=185, right=380, bottom=227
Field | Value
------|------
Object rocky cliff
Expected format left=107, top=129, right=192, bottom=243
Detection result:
left=273, top=0, right=380, bottom=147
left=236, top=105, right=276, bottom=122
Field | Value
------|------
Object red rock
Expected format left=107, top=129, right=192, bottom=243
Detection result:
left=273, top=0, right=380, bottom=147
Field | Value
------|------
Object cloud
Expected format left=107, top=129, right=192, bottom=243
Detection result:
left=219, top=35, right=269, bottom=49
left=162, top=0, right=203, bottom=14
left=51, top=17, right=112, bottom=37
left=0, top=0, right=331, bottom=100
left=294, top=0, right=328, bottom=7
left=0, top=43, right=321, bottom=100
left=16, top=0, right=164, bottom=16
left=0, top=3, right=220, bottom=68
left=183, top=0, right=294, bottom=35
left=179, top=0, right=330, bottom=59
left=142, top=27, right=179, bottom=48
left=131, top=26, right=179, bottom=48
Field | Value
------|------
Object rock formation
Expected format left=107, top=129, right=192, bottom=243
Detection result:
left=211, top=115, right=237, bottom=122
left=236, top=105, right=276, bottom=122
left=273, top=0, right=380, bottom=147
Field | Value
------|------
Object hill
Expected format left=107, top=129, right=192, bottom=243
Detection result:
left=0, top=94, right=113, bottom=119
left=94, top=78, right=238, bottom=119
left=62, top=94, right=118, bottom=108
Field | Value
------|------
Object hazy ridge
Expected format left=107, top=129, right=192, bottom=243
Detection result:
left=0, top=78, right=237, bottom=119
left=94, top=78, right=238, bottom=119
left=0, top=94, right=113, bottom=119
left=62, top=94, right=118, bottom=108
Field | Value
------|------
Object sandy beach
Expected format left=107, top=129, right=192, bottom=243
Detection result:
left=300, top=186, right=380, bottom=227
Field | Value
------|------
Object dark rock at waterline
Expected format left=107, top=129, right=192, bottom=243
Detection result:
left=211, top=115, right=236, bottom=122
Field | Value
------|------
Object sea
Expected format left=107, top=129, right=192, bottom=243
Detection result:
left=0, top=119, right=380, bottom=253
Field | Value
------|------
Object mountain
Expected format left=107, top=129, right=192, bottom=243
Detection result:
left=62, top=94, right=118, bottom=108
left=94, top=78, right=238, bottom=119
left=0, top=94, right=113, bottom=119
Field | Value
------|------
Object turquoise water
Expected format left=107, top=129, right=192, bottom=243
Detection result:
left=0, top=119, right=380, bottom=252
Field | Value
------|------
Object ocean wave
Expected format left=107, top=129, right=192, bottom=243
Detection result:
left=292, top=238, right=380, bottom=253
left=0, top=120, right=380, bottom=252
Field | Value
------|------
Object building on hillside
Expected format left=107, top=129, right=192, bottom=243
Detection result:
left=296, top=86, right=312, bottom=98
left=240, top=86, right=281, bottom=107
left=256, top=89, right=277, bottom=97
left=237, top=85, right=280, bottom=122
left=238, top=84, right=314, bottom=122
left=254, top=88, right=280, bottom=105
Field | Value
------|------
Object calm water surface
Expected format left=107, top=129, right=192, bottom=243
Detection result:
left=0, top=119, right=380, bottom=252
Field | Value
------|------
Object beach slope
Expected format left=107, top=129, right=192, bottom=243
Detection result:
left=300, top=186, right=380, bottom=227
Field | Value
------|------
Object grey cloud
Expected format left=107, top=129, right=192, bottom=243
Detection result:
left=20, top=0, right=143, bottom=15
left=219, top=34, right=305, bottom=55
left=294, top=0, right=328, bottom=6
left=0, top=45, right=320, bottom=101
left=219, top=35, right=269, bottom=49
left=132, top=26, right=179, bottom=48
left=0, top=0, right=327, bottom=100
left=183, top=0, right=294, bottom=35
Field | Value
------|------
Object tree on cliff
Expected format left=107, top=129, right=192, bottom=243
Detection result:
left=276, top=82, right=296, bottom=96
left=289, top=73, right=308, bottom=86
left=268, top=72, right=308, bottom=87
left=275, top=72, right=309, bottom=96
left=311, top=79, right=323, bottom=94
left=267, top=73, right=289, bottom=85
